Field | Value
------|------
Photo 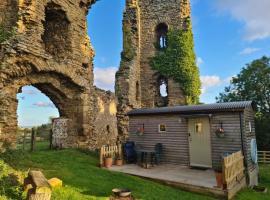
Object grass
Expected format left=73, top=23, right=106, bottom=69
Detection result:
left=0, top=142, right=269, bottom=200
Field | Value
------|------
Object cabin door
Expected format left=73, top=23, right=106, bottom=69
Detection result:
left=188, top=117, right=212, bottom=168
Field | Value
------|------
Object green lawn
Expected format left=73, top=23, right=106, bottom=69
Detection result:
left=0, top=142, right=269, bottom=200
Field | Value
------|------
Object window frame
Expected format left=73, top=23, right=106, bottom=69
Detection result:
left=158, top=124, right=167, bottom=133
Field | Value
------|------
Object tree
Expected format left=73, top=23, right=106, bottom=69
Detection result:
left=216, top=56, right=270, bottom=150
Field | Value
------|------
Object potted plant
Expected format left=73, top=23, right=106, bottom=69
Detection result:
left=214, top=165, right=224, bottom=189
left=104, top=153, right=113, bottom=168
left=215, top=123, right=225, bottom=138
left=136, top=127, right=144, bottom=136
left=115, top=153, right=124, bottom=166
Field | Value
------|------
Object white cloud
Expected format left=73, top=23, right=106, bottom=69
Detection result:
left=94, top=67, right=118, bottom=91
left=239, top=47, right=260, bottom=55
left=197, top=57, right=204, bottom=67
left=22, top=89, right=39, bottom=95
left=216, top=0, right=270, bottom=41
left=33, top=101, right=55, bottom=108
left=200, top=75, right=233, bottom=94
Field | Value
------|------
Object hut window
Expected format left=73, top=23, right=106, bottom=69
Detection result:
left=195, top=123, right=202, bottom=134
left=159, top=124, right=167, bottom=133
left=156, top=23, right=168, bottom=49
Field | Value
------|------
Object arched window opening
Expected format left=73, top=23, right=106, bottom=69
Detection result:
left=159, top=77, right=168, bottom=97
left=106, top=125, right=110, bottom=133
left=16, top=85, right=59, bottom=135
left=155, top=76, right=168, bottom=107
left=42, top=3, right=71, bottom=58
left=156, top=23, right=168, bottom=49
left=136, top=81, right=140, bottom=101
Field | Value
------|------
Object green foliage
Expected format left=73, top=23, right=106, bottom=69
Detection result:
left=121, top=22, right=136, bottom=61
left=0, top=25, right=14, bottom=44
left=150, top=21, right=201, bottom=104
left=216, top=56, right=270, bottom=114
left=216, top=56, right=270, bottom=150
left=1, top=143, right=270, bottom=200
left=0, top=160, right=24, bottom=200
left=1, top=142, right=213, bottom=200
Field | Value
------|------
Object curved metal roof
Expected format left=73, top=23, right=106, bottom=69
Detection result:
left=128, top=101, right=255, bottom=116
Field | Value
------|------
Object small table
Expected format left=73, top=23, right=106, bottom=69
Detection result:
left=136, top=149, right=156, bottom=168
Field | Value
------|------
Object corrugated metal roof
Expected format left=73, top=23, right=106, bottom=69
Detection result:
left=128, top=101, right=254, bottom=116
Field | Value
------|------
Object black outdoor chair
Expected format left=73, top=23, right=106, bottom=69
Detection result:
left=154, top=143, right=163, bottom=165
left=124, top=141, right=137, bottom=163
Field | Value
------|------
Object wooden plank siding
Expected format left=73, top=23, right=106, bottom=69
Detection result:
left=243, top=108, right=257, bottom=172
left=129, top=115, right=189, bottom=165
left=210, top=113, right=243, bottom=169
left=128, top=110, right=255, bottom=170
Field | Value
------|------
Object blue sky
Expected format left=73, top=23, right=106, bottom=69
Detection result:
left=17, top=0, right=270, bottom=127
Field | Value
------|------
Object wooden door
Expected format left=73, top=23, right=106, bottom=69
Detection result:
left=188, top=117, right=212, bottom=168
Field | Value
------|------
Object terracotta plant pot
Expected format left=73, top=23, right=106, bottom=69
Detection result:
left=104, top=157, right=113, bottom=168
left=215, top=171, right=223, bottom=188
left=115, top=159, right=123, bottom=166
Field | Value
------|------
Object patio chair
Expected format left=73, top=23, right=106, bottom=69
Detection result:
left=154, top=143, right=163, bottom=165
left=124, top=141, right=137, bottom=163
left=134, top=144, right=143, bottom=165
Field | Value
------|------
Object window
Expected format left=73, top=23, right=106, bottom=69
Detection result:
left=249, top=121, right=252, bottom=133
left=156, top=23, right=168, bottom=49
left=159, top=124, right=167, bottom=133
left=136, top=81, right=140, bottom=101
left=195, top=122, right=202, bottom=134
left=158, top=76, right=168, bottom=97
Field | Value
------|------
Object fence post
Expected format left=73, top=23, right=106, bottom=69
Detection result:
left=100, top=146, right=104, bottom=167
left=22, top=130, right=26, bottom=151
left=118, top=142, right=122, bottom=159
left=31, top=128, right=36, bottom=152
left=49, top=129, right=53, bottom=150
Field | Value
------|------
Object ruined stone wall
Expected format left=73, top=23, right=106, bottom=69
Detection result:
left=0, top=0, right=97, bottom=148
left=88, top=88, right=118, bottom=149
left=116, top=0, right=192, bottom=138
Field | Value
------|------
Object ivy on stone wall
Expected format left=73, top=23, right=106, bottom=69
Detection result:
left=150, top=19, right=201, bottom=104
left=0, top=25, right=14, bottom=44
left=121, top=22, right=136, bottom=61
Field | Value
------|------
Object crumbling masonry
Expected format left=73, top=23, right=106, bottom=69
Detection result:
left=0, top=0, right=194, bottom=149
left=0, top=0, right=118, bottom=149
left=116, top=0, right=193, bottom=138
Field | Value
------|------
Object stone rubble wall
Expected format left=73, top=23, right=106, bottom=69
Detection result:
left=116, top=0, right=192, bottom=138
left=0, top=0, right=99, bottom=149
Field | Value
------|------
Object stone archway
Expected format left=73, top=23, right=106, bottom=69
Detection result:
left=0, top=67, right=94, bottom=147
left=0, top=0, right=97, bottom=148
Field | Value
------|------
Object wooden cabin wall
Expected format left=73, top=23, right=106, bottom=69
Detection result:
left=210, top=112, right=243, bottom=169
left=129, top=115, right=189, bottom=165
left=243, top=108, right=257, bottom=172
left=128, top=111, right=253, bottom=169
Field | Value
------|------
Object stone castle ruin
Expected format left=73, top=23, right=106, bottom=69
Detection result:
left=0, top=0, right=196, bottom=150
left=116, top=0, right=193, bottom=138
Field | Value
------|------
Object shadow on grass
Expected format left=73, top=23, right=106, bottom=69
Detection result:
left=0, top=144, right=213, bottom=200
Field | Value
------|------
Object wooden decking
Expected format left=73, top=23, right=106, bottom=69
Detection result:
left=109, top=164, right=226, bottom=198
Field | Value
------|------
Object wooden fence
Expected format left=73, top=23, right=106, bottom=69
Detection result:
left=99, top=144, right=122, bottom=166
left=222, top=151, right=245, bottom=189
left=258, top=151, right=270, bottom=164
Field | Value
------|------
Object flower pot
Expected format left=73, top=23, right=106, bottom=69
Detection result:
left=115, top=159, right=123, bottom=166
left=104, top=157, right=113, bottom=168
left=215, top=171, right=223, bottom=188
